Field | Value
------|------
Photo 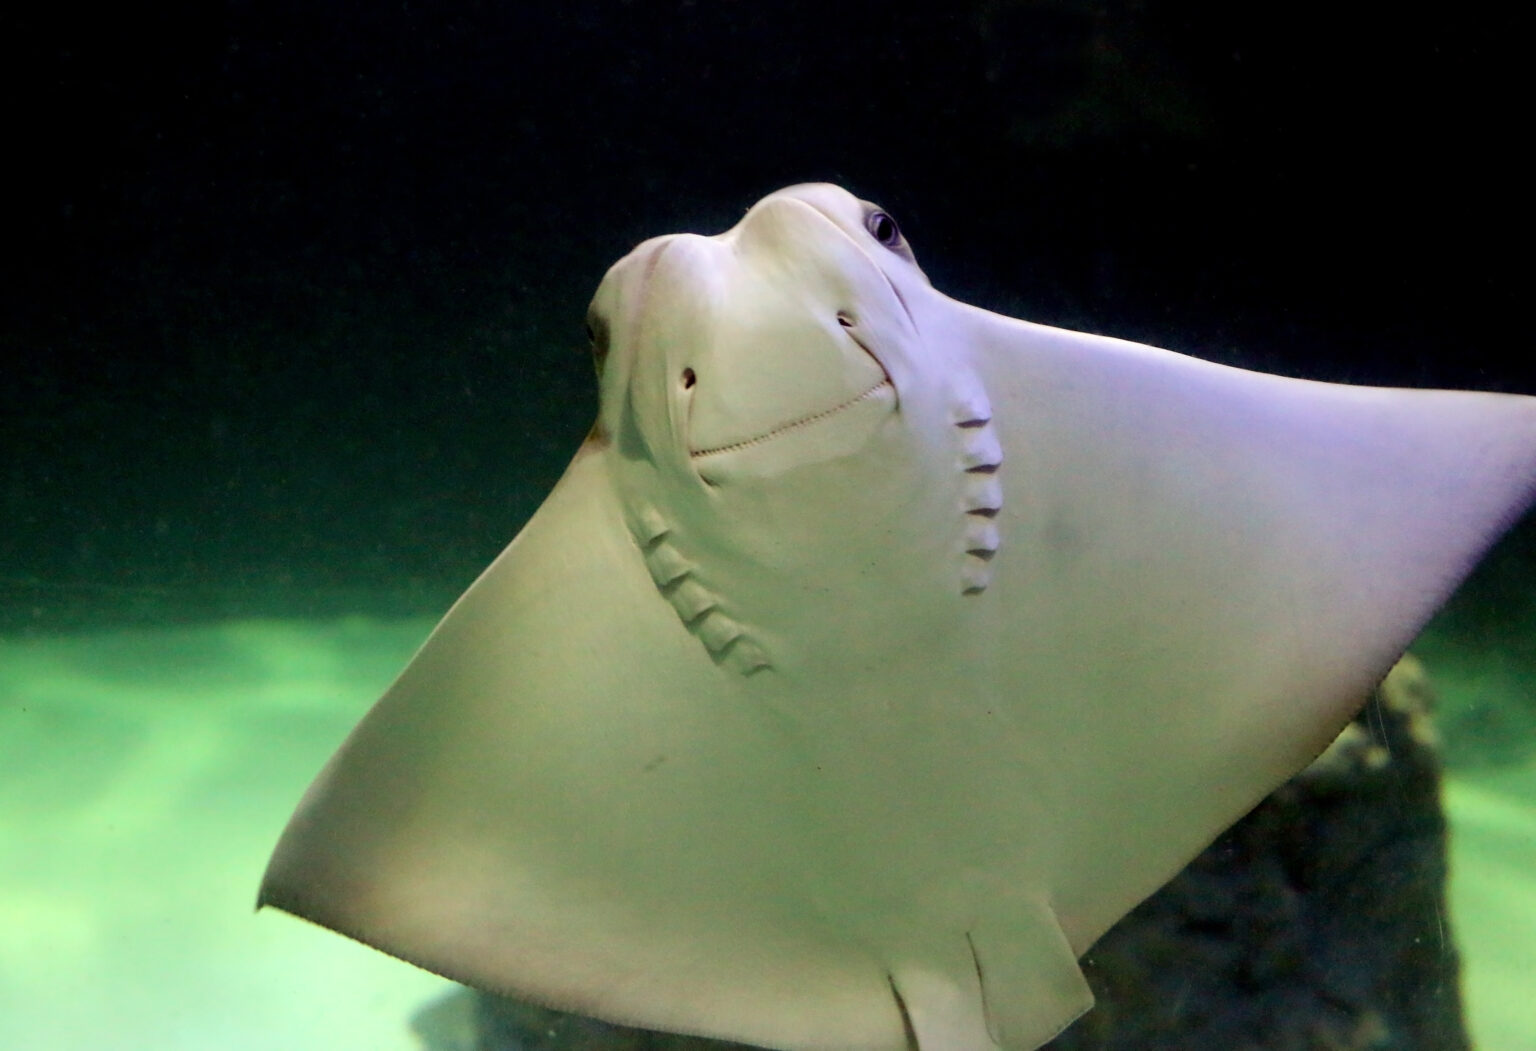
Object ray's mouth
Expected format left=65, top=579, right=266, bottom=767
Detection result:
left=687, top=310, right=895, bottom=461
left=689, top=375, right=894, bottom=459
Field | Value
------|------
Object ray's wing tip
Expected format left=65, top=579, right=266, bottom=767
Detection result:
left=253, top=867, right=297, bottom=915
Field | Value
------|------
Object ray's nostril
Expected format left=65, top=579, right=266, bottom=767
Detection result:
left=681, top=367, right=696, bottom=389
left=837, top=312, right=854, bottom=328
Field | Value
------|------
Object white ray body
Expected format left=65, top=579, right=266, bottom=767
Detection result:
left=261, top=184, right=1536, bottom=1050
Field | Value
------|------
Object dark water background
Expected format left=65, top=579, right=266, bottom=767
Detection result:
left=3, top=0, right=1529, bottom=633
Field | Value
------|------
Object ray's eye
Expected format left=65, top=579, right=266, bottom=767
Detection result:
left=866, top=209, right=901, bottom=248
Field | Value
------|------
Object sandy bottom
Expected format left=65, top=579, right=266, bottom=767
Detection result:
left=2, top=619, right=1531, bottom=1049
left=1446, top=765, right=1536, bottom=1050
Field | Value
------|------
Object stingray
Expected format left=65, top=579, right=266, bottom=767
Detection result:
left=260, top=184, right=1536, bottom=1050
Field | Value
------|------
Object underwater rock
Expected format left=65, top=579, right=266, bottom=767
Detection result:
left=439, top=655, right=1467, bottom=1051
left=1043, top=654, right=1468, bottom=1050
left=472, top=994, right=726, bottom=1051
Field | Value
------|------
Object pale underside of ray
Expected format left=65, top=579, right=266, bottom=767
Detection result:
left=260, top=184, right=1536, bottom=1051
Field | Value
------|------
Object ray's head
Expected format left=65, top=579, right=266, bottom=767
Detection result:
left=584, top=184, right=931, bottom=486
